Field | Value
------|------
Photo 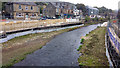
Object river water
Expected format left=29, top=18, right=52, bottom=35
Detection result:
left=14, top=24, right=100, bottom=66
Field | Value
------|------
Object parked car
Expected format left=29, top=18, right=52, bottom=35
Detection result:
left=39, top=17, right=47, bottom=20
left=47, top=17, right=52, bottom=19
left=0, top=31, right=7, bottom=39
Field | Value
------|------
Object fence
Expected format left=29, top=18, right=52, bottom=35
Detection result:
left=107, top=21, right=120, bottom=67
left=108, top=22, right=120, bottom=54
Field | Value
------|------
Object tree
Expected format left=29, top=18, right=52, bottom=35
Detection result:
left=76, top=3, right=87, bottom=16
left=108, top=9, right=113, bottom=13
left=2, top=2, right=6, bottom=11
left=0, top=2, right=2, bottom=11
left=96, top=6, right=113, bottom=14
left=40, top=6, right=44, bottom=14
left=85, top=16, right=90, bottom=22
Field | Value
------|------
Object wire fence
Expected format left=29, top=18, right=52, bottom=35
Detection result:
left=107, top=21, right=120, bottom=67
left=108, top=21, right=120, bottom=54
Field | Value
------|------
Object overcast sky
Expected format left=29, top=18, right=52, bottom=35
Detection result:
left=60, top=0, right=120, bottom=10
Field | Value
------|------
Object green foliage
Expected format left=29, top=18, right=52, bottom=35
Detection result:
left=99, top=18, right=103, bottom=21
left=99, top=6, right=108, bottom=13
left=77, top=45, right=82, bottom=51
left=92, top=16, right=98, bottom=21
left=78, top=27, right=109, bottom=66
left=39, top=46, right=42, bottom=49
left=40, top=6, right=43, bottom=14
left=95, top=16, right=99, bottom=21
left=2, top=64, right=13, bottom=68
left=0, top=1, right=2, bottom=11
left=81, top=38, right=85, bottom=44
left=85, top=16, right=90, bottom=22
left=76, top=4, right=87, bottom=16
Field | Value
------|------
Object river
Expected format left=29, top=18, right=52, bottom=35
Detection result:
left=14, top=24, right=100, bottom=66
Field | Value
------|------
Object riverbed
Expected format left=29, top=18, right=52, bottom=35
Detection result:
left=14, top=24, right=100, bottom=66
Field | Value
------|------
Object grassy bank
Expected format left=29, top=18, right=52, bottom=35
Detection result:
left=78, top=27, right=109, bottom=66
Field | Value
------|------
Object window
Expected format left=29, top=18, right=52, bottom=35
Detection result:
left=31, top=13, right=36, bottom=17
left=60, top=3, right=62, bottom=6
left=56, top=3, right=58, bottom=6
left=56, top=9, right=59, bottom=12
left=37, top=7, right=38, bottom=11
left=26, top=6, right=28, bottom=10
left=19, top=5, right=22, bottom=10
left=31, top=6, right=33, bottom=10
left=16, top=13, right=23, bottom=17
left=64, top=3, right=65, bottom=5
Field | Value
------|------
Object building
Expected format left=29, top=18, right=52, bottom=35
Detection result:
left=73, top=9, right=80, bottom=16
left=4, top=2, right=40, bottom=20
left=109, top=13, right=117, bottom=19
left=43, top=3, right=56, bottom=18
left=53, top=2, right=75, bottom=18
left=43, top=2, right=75, bottom=18
left=86, top=6, right=99, bottom=18
left=73, top=6, right=81, bottom=16
left=0, top=2, right=2, bottom=19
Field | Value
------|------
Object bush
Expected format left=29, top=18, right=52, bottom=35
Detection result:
left=77, top=45, right=82, bottom=51
left=81, top=38, right=85, bottom=44
left=85, top=16, right=90, bottom=22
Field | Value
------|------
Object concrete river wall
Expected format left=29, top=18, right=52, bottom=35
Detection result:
left=0, top=19, right=81, bottom=33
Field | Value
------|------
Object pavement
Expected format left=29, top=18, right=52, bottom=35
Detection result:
left=14, top=24, right=100, bottom=66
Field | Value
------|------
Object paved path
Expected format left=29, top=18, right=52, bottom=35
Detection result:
left=14, top=24, right=100, bottom=66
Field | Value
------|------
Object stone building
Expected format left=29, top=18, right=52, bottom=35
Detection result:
left=4, top=2, right=40, bottom=20
left=43, top=3, right=56, bottom=17
left=43, top=2, right=75, bottom=18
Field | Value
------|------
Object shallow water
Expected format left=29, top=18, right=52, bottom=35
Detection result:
left=14, top=24, right=100, bottom=66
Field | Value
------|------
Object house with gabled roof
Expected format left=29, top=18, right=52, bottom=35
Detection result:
left=4, top=2, right=40, bottom=20
left=43, top=2, right=75, bottom=18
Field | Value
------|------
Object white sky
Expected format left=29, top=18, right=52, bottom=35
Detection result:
left=60, top=0, right=120, bottom=10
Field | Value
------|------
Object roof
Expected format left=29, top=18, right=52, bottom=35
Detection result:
left=45, top=2, right=56, bottom=8
left=50, top=2, right=75, bottom=9
left=7, top=2, right=37, bottom=6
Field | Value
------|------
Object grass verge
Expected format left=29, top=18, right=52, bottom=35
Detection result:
left=78, top=27, right=109, bottom=66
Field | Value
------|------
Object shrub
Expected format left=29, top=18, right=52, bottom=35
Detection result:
left=85, top=16, right=90, bottom=22
left=81, top=38, right=85, bottom=44
left=77, top=45, right=82, bottom=51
